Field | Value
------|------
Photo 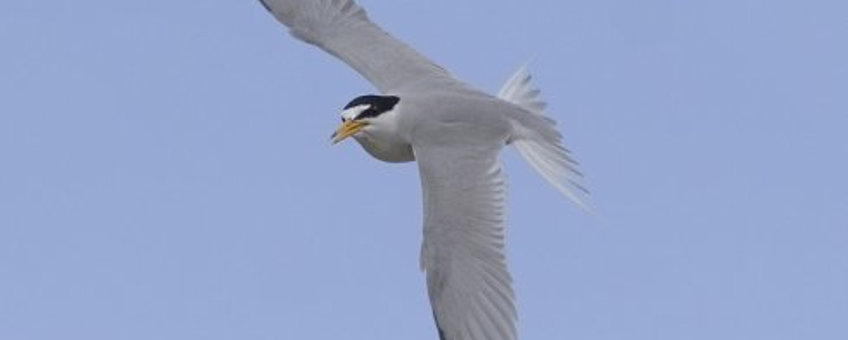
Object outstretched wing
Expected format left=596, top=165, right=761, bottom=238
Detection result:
left=259, top=0, right=452, bottom=93
left=415, top=142, right=517, bottom=340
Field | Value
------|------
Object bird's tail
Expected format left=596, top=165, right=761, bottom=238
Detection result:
left=498, top=65, right=590, bottom=211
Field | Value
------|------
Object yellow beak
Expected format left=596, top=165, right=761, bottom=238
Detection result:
left=330, top=119, right=368, bottom=144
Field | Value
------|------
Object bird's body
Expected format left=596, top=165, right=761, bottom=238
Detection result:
left=259, top=1, right=587, bottom=339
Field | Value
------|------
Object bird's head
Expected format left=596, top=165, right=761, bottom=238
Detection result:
left=330, top=95, right=400, bottom=144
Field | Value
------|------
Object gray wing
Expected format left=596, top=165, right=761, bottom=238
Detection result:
left=259, top=0, right=452, bottom=93
left=415, top=142, right=517, bottom=340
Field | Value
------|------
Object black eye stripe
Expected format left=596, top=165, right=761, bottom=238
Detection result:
left=355, top=108, right=381, bottom=120
left=343, top=95, right=400, bottom=120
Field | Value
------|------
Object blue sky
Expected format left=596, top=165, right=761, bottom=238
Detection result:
left=1, top=0, right=846, bottom=339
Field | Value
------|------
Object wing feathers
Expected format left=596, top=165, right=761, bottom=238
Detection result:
left=260, top=0, right=451, bottom=92
left=416, top=145, right=517, bottom=340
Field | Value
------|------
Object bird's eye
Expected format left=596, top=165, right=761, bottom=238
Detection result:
left=341, top=117, right=345, bottom=122
left=357, top=108, right=379, bottom=120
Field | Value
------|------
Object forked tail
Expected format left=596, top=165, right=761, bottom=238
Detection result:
left=498, top=65, right=590, bottom=211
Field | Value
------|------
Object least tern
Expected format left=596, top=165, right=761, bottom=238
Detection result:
left=259, top=1, right=588, bottom=339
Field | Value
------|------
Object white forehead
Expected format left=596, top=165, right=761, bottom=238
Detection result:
left=341, top=104, right=370, bottom=120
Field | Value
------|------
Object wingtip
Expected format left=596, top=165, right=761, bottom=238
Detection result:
left=433, top=311, right=447, bottom=340
left=258, top=0, right=272, bottom=13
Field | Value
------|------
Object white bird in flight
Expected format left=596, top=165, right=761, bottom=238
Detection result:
left=258, top=0, right=588, bottom=339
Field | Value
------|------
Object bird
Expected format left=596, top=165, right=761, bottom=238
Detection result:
left=258, top=1, right=587, bottom=339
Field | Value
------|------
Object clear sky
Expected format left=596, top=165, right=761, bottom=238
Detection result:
left=1, top=1, right=846, bottom=339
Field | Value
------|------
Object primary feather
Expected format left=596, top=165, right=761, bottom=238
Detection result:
left=259, top=0, right=450, bottom=92
left=416, top=142, right=517, bottom=340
